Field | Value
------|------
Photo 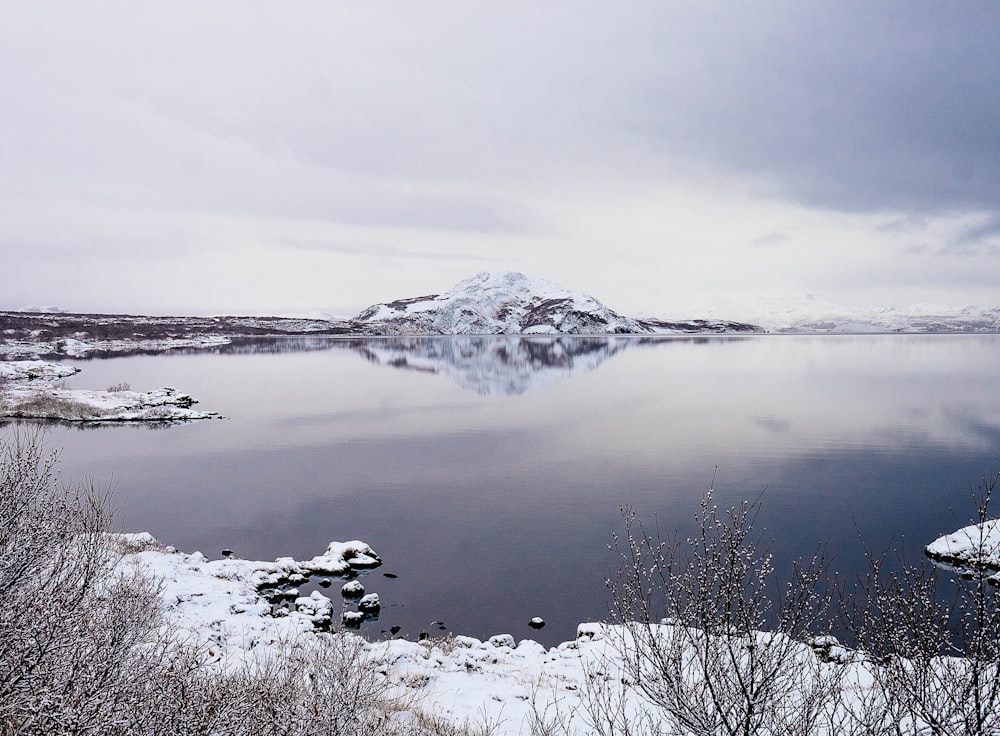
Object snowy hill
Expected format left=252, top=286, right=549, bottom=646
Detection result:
left=353, top=272, right=759, bottom=335
left=353, top=272, right=645, bottom=335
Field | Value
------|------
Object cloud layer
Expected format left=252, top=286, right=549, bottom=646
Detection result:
left=2, top=1, right=998, bottom=316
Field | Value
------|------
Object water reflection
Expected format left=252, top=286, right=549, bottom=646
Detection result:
left=61, top=334, right=735, bottom=397
left=333, top=335, right=745, bottom=395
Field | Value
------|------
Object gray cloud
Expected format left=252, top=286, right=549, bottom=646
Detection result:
left=1, top=1, right=998, bottom=313
left=278, top=238, right=486, bottom=262
left=944, top=215, right=1000, bottom=256
left=750, top=232, right=788, bottom=248
left=4, top=1, right=996, bottom=218
left=621, top=2, right=1000, bottom=215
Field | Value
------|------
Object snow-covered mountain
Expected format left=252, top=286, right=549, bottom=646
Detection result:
left=353, top=272, right=644, bottom=335
left=353, top=272, right=759, bottom=335
left=746, top=298, right=1000, bottom=334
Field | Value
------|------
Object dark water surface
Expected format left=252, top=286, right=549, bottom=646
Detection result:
left=19, top=334, right=1000, bottom=646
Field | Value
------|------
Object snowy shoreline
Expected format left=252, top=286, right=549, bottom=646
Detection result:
left=115, top=513, right=1000, bottom=735
left=114, top=519, right=1000, bottom=736
left=117, top=530, right=637, bottom=732
left=0, top=360, right=218, bottom=423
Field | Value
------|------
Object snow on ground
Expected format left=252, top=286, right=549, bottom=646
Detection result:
left=0, top=334, right=233, bottom=359
left=926, top=519, right=1000, bottom=579
left=116, top=533, right=384, bottom=666
left=117, top=532, right=636, bottom=732
left=114, top=520, right=1000, bottom=735
left=0, top=360, right=217, bottom=422
left=0, top=360, right=80, bottom=381
left=117, top=533, right=871, bottom=735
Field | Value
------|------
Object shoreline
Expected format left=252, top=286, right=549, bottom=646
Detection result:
left=0, top=360, right=218, bottom=423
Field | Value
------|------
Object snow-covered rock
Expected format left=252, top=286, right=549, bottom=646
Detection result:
left=488, top=633, right=517, bottom=649
left=302, top=540, right=382, bottom=575
left=353, top=272, right=653, bottom=335
left=926, top=519, right=1000, bottom=580
left=341, top=580, right=366, bottom=598
left=1, top=384, right=217, bottom=422
left=358, top=593, right=381, bottom=614
left=294, top=591, right=335, bottom=628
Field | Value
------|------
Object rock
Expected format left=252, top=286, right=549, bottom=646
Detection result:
left=341, top=580, right=365, bottom=598
left=295, top=592, right=334, bottom=628
left=342, top=611, right=365, bottom=629
left=488, top=633, right=516, bottom=649
left=358, top=593, right=381, bottom=613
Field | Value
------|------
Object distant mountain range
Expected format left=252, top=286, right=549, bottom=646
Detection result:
left=2, top=273, right=999, bottom=361
left=752, top=300, right=1000, bottom=334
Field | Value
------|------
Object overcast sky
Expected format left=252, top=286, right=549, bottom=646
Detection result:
left=2, top=1, right=998, bottom=318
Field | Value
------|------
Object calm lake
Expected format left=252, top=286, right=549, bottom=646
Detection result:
left=24, top=334, right=1000, bottom=646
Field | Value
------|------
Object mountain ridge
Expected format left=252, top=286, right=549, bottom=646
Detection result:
left=352, top=272, right=759, bottom=335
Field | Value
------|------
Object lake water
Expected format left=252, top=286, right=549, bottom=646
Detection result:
left=18, top=334, right=1000, bottom=646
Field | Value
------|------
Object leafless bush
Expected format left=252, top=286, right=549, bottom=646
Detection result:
left=605, top=492, right=841, bottom=736
left=106, top=381, right=131, bottom=393
left=843, top=473, right=1000, bottom=736
left=596, top=479, right=1000, bottom=736
left=0, top=430, right=163, bottom=735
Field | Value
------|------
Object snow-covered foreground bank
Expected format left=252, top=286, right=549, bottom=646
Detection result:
left=0, top=360, right=217, bottom=422
left=118, top=532, right=655, bottom=732
left=120, top=529, right=1000, bottom=736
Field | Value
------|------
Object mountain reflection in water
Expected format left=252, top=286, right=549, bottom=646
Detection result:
left=341, top=335, right=653, bottom=395
left=164, top=334, right=739, bottom=396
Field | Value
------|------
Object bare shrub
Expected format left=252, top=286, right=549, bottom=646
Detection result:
left=605, top=492, right=841, bottom=736
left=5, top=391, right=98, bottom=421
left=234, top=634, right=400, bottom=736
left=106, top=381, right=131, bottom=393
left=0, top=430, right=163, bottom=735
left=127, top=632, right=497, bottom=736
left=598, top=481, right=1000, bottom=736
left=844, top=473, right=1000, bottom=736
